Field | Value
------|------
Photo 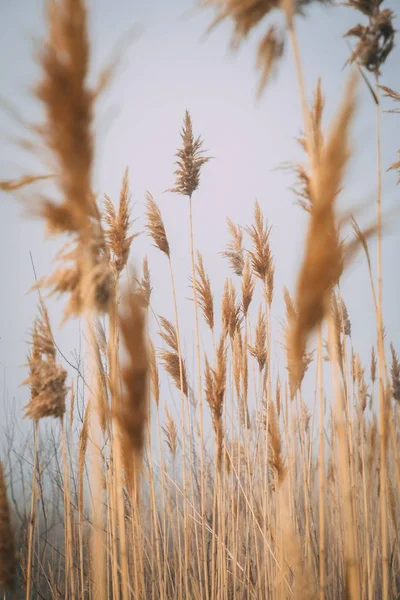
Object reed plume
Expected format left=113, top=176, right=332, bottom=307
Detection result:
left=27, top=0, right=114, bottom=319
left=222, top=218, right=245, bottom=276
left=345, top=1, right=395, bottom=75
left=23, top=303, right=67, bottom=420
left=204, top=0, right=332, bottom=93
left=158, top=317, right=188, bottom=397
left=291, top=78, right=324, bottom=213
left=339, top=295, right=351, bottom=337
left=193, top=251, right=214, bottom=332
left=104, top=168, right=137, bottom=274
left=204, top=335, right=227, bottom=470
left=284, top=286, right=313, bottom=398
left=249, top=305, right=267, bottom=373
left=390, top=344, right=400, bottom=402
left=145, top=192, right=170, bottom=257
left=149, top=339, right=160, bottom=407
left=241, top=256, right=255, bottom=317
left=222, top=279, right=242, bottom=339
left=135, top=256, right=152, bottom=308
left=287, top=75, right=358, bottom=392
left=371, top=346, right=377, bottom=384
left=169, top=110, right=211, bottom=198
left=162, top=406, right=178, bottom=458
left=247, top=201, right=274, bottom=305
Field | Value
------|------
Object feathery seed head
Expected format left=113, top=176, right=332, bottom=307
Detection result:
left=204, top=335, right=227, bottom=470
left=194, top=251, right=214, bottom=331
left=149, top=339, right=160, bottom=407
left=241, top=256, right=255, bottom=316
left=370, top=346, right=377, bottom=384
left=339, top=295, right=351, bottom=337
left=287, top=75, right=358, bottom=394
left=145, top=192, right=170, bottom=257
left=205, top=0, right=333, bottom=94
left=249, top=305, right=268, bottom=372
left=345, top=2, right=395, bottom=75
left=169, top=110, right=211, bottom=197
left=23, top=304, right=67, bottom=421
left=222, top=279, right=242, bottom=339
left=162, top=406, right=178, bottom=457
left=103, top=168, right=138, bottom=274
left=284, top=287, right=313, bottom=398
left=136, top=256, right=152, bottom=308
left=222, top=218, right=245, bottom=276
left=390, top=344, right=400, bottom=402
left=158, top=317, right=188, bottom=397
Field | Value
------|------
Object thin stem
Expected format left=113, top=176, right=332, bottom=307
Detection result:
left=61, top=419, right=75, bottom=600
left=87, top=317, right=106, bottom=600
left=375, top=79, right=389, bottom=600
left=188, top=193, right=208, bottom=599
left=26, top=422, right=39, bottom=600
left=318, top=326, right=325, bottom=600
left=167, top=257, right=191, bottom=598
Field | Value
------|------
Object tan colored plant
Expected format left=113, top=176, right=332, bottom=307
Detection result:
left=103, top=167, right=138, bottom=273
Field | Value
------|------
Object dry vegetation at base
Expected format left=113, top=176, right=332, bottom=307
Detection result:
left=0, top=0, right=400, bottom=598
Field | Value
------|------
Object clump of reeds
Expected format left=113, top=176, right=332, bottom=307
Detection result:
left=0, top=462, right=16, bottom=593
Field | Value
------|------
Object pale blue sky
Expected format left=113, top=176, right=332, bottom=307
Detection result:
left=0, top=0, right=399, bottom=432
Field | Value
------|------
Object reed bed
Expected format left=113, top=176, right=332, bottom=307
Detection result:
left=0, top=0, right=399, bottom=599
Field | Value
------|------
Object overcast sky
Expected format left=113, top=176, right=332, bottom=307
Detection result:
left=0, top=0, right=399, bottom=439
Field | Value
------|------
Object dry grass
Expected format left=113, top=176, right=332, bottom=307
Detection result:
left=1, top=0, right=400, bottom=599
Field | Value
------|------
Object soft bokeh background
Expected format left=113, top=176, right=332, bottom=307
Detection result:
left=0, top=0, right=399, bottom=438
